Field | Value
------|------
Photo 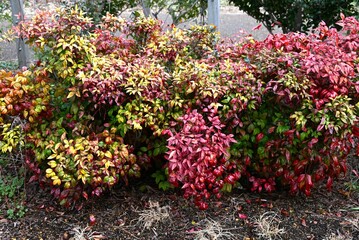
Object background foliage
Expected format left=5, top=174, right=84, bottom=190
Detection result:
left=229, top=0, right=359, bottom=33
left=64, top=0, right=207, bottom=24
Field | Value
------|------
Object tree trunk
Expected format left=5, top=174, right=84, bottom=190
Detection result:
left=208, top=0, right=220, bottom=27
left=294, top=1, right=303, bottom=32
left=141, top=0, right=151, bottom=17
left=10, top=0, right=29, bottom=68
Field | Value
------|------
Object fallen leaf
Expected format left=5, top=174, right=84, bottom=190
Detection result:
left=89, top=214, right=96, bottom=226
left=340, top=221, right=352, bottom=226
left=338, top=189, right=350, bottom=197
left=92, top=234, right=107, bottom=239
left=335, top=212, right=342, bottom=217
left=281, top=209, right=290, bottom=217
left=238, top=213, right=248, bottom=219
left=0, top=218, right=9, bottom=223
left=301, top=218, right=307, bottom=227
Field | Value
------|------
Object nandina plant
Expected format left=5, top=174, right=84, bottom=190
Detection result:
left=3, top=5, right=359, bottom=210
left=3, top=6, right=221, bottom=208
left=165, top=107, right=238, bottom=210
left=224, top=15, right=359, bottom=196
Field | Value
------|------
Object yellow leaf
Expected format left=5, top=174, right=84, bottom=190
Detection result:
left=75, top=143, right=84, bottom=151
left=48, top=154, right=57, bottom=160
left=133, top=122, right=142, bottom=130
left=104, top=151, right=112, bottom=159
left=69, top=146, right=76, bottom=154
left=64, top=182, right=71, bottom=189
left=55, top=142, right=62, bottom=151
left=61, top=132, right=66, bottom=141
left=105, top=161, right=110, bottom=169
left=51, top=175, right=59, bottom=180
left=67, top=91, right=75, bottom=99
left=53, top=179, right=61, bottom=186
left=48, top=160, right=57, bottom=168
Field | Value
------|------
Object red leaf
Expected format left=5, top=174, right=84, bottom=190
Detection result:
left=326, top=177, right=333, bottom=190
left=82, top=191, right=88, bottom=200
left=285, top=149, right=290, bottom=161
left=238, top=213, right=248, bottom=219
left=29, top=175, right=38, bottom=183
left=281, top=209, right=289, bottom=217
left=283, top=129, right=295, bottom=137
left=305, top=174, right=313, bottom=187
left=355, top=84, right=359, bottom=93
left=256, top=133, right=264, bottom=142
left=252, top=24, right=262, bottom=31
left=89, top=214, right=96, bottom=226
left=268, top=126, right=275, bottom=134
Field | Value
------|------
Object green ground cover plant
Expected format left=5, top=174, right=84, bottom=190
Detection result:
left=1, top=6, right=358, bottom=210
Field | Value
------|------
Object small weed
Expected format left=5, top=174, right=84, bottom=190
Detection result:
left=0, top=176, right=24, bottom=199
left=136, top=201, right=170, bottom=230
left=253, top=211, right=286, bottom=240
left=344, top=157, right=359, bottom=198
left=0, top=61, right=18, bottom=70
left=5, top=204, right=27, bottom=219
left=0, top=117, right=27, bottom=219
left=0, top=170, right=27, bottom=219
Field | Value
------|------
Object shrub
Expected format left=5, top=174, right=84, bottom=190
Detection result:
left=226, top=15, right=359, bottom=196
left=2, top=7, right=359, bottom=210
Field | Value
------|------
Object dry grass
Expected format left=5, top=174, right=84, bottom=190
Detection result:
left=253, top=211, right=286, bottom=240
left=188, top=218, right=235, bottom=240
left=346, top=215, right=359, bottom=232
left=136, top=201, right=171, bottom=230
left=70, top=226, right=105, bottom=240
left=324, top=231, right=353, bottom=240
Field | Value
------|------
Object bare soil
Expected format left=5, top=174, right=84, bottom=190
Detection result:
left=0, top=172, right=358, bottom=240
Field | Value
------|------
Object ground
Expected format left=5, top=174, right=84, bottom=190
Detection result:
left=0, top=171, right=358, bottom=240
left=0, top=2, right=358, bottom=240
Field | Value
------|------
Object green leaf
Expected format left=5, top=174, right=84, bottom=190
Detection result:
left=153, top=147, right=160, bottom=156
left=56, top=117, right=64, bottom=128
left=159, top=181, right=171, bottom=191
left=140, top=146, right=148, bottom=152
left=257, top=146, right=265, bottom=157
left=70, top=103, right=79, bottom=115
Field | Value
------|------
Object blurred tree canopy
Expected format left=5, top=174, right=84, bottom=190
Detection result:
left=68, top=0, right=207, bottom=25
left=0, top=0, right=12, bottom=33
left=229, top=0, right=359, bottom=33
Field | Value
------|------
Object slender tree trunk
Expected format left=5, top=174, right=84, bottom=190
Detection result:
left=141, top=0, right=151, bottom=17
left=208, top=0, right=220, bottom=27
left=10, top=0, right=29, bottom=68
left=294, top=2, right=303, bottom=32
